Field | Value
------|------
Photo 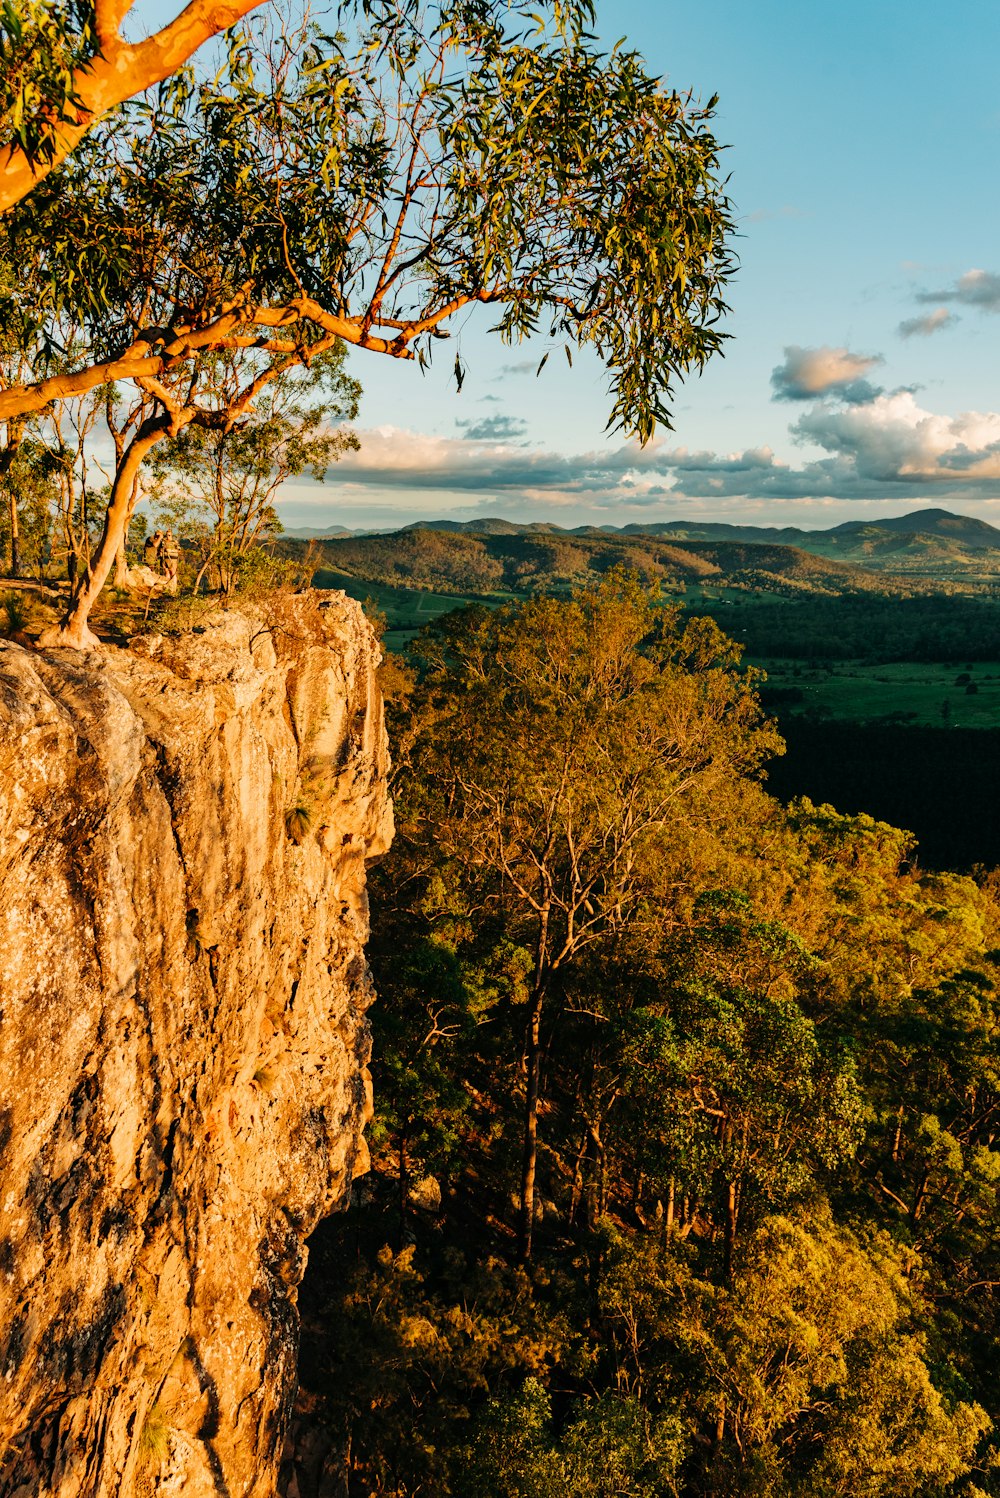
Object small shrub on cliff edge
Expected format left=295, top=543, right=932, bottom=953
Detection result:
left=0, top=591, right=30, bottom=637
left=286, top=805, right=313, bottom=845
left=138, top=1400, right=170, bottom=1465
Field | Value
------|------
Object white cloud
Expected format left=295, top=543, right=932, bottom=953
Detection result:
left=326, top=396, right=1000, bottom=511
left=792, top=391, right=1000, bottom=483
left=898, top=307, right=955, bottom=338
left=771, top=345, right=884, bottom=403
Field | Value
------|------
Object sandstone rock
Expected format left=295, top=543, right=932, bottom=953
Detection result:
left=121, top=565, right=177, bottom=597
left=0, top=592, right=392, bottom=1497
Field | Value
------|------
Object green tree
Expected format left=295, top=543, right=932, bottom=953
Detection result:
left=0, top=0, right=269, bottom=212
left=0, top=432, right=57, bottom=576
left=4, top=3, right=735, bottom=643
left=599, top=1214, right=989, bottom=1496
left=395, top=576, right=779, bottom=1259
left=146, top=346, right=360, bottom=596
left=614, top=892, right=863, bottom=1280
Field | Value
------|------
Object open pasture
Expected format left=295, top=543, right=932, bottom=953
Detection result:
left=754, top=658, right=1000, bottom=729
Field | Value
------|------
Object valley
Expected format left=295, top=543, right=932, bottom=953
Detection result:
left=305, top=512, right=1000, bottom=869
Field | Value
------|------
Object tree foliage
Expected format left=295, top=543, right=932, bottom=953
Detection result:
left=2, top=2, right=734, bottom=442
left=396, top=574, right=779, bottom=1257
left=291, top=580, right=1000, bottom=1498
left=2, top=1, right=736, bottom=643
left=0, top=0, right=269, bottom=210
left=146, top=345, right=360, bottom=595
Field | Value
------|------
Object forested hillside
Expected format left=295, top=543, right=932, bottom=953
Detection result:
left=289, top=576, right=1000, bottom=1498
left=292, top=510, right=1000, bottom=589
left=304, top=532, right=1000, bottom=871
left=301, top=526, right=940, bottom=600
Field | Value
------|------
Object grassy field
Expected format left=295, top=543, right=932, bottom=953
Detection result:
left=755, top=658, right=1000, bottom=728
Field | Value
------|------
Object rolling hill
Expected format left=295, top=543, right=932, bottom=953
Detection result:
left=294, top=523, right=948, bottom=601
left=286, top=509, right=1000, bottom=580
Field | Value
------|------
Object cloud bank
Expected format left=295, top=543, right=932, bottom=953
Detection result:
left=330, top=389, right=1000, bottom=510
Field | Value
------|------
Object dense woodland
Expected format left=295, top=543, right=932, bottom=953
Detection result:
left=286, top=574, right=1000, bottom=1498
left=691, top=596, right=1000, bottom=664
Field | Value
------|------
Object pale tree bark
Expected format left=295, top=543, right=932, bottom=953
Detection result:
left=518, top=985, right=546, bottom=1263
left=38, top=413, right=174, bottom=648
left=107, top=388, right=150, bottom=588
left=1, top=418, right=24, bottom=577
left=0, top=0, right=270, bottom=214
left=112, top=470, right=143, bottom=588
left=6, top=486, right=19, bottom=577
left=518, top=903, right=550, bottom=1263
left=0, top=293, right=479, bottom=424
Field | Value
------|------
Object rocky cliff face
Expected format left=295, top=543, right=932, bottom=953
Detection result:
left=0, top=594, right=392, bottom=1497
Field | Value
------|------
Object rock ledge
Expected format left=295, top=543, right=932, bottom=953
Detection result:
left=0, top=593, right=392, bottom=1497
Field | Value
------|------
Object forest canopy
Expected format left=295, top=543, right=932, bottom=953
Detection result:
left=292, top=576, right=1000, bottom=1497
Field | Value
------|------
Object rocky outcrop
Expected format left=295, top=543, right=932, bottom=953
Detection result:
left=0, top=593, right=392, bottom=1497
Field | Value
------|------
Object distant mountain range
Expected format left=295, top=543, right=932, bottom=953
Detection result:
left=290, top=513, right=991, bottom=602
left=284, top=509, right=1000, bottom=582
left=282, top=524, right=356, bottom=539
left=614, top=507, right=1000, bottom=548
left=400, top=507, right=1000, bottom=556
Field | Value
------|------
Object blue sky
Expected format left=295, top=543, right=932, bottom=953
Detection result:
left=306, top=0, right=1000, bottom=531
left=131, top=0, right=1000, bottom=531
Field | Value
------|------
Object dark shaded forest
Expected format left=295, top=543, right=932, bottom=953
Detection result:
left=689, top=595, right=1000, bottom=664
left=767, top=722, right=1000, bottom=872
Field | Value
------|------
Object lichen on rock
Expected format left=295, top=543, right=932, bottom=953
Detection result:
left=0, top=592, right=392, bottom=1497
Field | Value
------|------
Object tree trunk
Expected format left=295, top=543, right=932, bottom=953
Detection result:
left=40, top=415, right=171, bottom=649
left=1, top=418, right=24, bottom=577
left=911, top=1167, right=931, bottom=1226
left=518, top=986, right=545, bottom=1263
left=7, top=484, right=18, bottom=578
left=113, top=472, right=142, bottom=588
left=723, top=1177, right=738, bottom=1283
left=569, top=1129, right=588, bottom=1226
left=585, top=1121, right=605, bottom=1230
left=518, top=906, right=550, bottom=1263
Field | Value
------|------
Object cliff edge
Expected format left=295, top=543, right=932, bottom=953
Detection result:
left=0, top=593, right=392, bottom=1497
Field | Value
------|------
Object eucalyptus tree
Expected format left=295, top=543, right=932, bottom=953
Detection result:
left=146, top=346, right=360, bottom=596
left=3, top=1, right=735, bottom=645
left=33, top=378, right=108, bottom=588
left=397, top=576, right=778, bottom=1260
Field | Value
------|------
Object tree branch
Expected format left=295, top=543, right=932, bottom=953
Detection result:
left=0, top=0, right=270, bottom=213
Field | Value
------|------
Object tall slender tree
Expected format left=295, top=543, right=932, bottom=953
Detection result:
left=397, top=576, right=779, bottom=1259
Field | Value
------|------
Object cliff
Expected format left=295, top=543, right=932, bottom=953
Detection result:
left=0, top=593, right=393, bottom=1497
